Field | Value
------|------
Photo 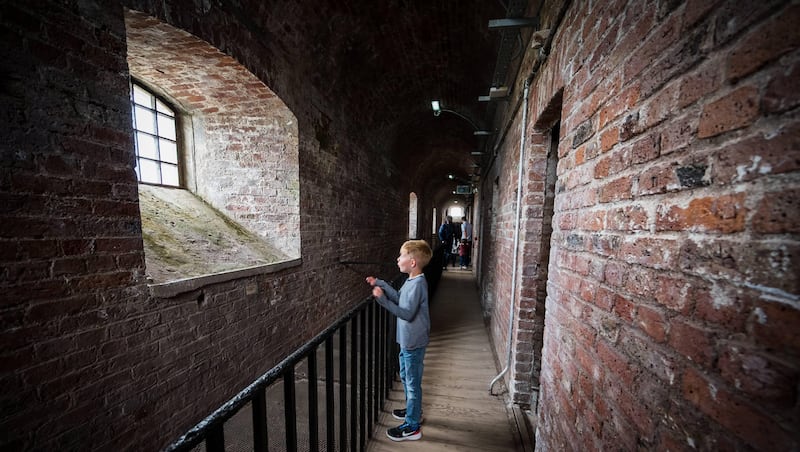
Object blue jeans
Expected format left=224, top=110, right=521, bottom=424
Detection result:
left=399, top=347, right=426, bottom=428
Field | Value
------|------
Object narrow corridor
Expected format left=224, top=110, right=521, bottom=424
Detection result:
left=369, top=270, right=528, bottom=451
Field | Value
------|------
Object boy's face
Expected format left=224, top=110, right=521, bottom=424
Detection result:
left=397, top=248, right=415, bottom=274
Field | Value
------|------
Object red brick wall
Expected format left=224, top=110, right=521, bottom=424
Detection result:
left=480, top=0, right=799, bottom=449
left=1, top=3, right=407, bottom=451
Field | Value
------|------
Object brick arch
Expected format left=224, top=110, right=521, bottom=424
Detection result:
left=125, top=9, right=300, bottom=257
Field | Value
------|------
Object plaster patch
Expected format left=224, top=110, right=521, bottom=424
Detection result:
left=735, top=155, right=771, bottom=181
left=744, top=282, right=800, bottom=309
left=663, top=357, right=676, bottom=385
left=754, top=307, right=767, bottom=324
left=708, top=382, right=718, bottom=401
left=710, top=283, right=734, bottom=308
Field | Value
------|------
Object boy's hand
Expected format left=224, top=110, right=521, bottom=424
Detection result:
left=365, top=276, right=377, bottom=286
left=372, top=286, right=384, bottom=298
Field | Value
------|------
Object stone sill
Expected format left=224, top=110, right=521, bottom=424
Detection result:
left=148, top=258, right=302, bottom=299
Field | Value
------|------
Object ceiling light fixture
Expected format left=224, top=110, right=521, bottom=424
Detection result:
left=431, top=100, right=441, bottom=116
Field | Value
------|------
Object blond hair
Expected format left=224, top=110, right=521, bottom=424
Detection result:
left=401, top=240, right=432, bottom=268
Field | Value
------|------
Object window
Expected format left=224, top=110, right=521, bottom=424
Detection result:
left=409, top=192, right=418, bottom=239
left=130, top=82, right=180, bottom=186
left=125, top=10, right=301, bottom=294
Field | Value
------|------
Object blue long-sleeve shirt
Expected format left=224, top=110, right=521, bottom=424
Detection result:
left=373, top=275, right=430, bottom=350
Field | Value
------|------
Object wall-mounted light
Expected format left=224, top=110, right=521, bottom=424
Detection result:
left=448, top=174, right=455, bottom=179
left=431, top=100, right=441, bottom=116
left=430, top=100, right=480, bottom=131
left=473, top=130, right=493, bottom=136
left=471, top=151, right=483, bottom=155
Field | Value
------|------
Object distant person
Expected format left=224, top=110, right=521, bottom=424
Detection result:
left=366, top=239, right=432, bottom=441
left=458, top=239, right=471, bottom=270
left=461, top=216, right=472, bottom=241
left=461, top=216, right=473, bottom=267
left=437, top=216, right=455, bottom=270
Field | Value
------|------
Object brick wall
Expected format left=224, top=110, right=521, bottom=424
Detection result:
left=480, top=0, right=799, bottom=449
left=1, top=2, right=407, bottom=450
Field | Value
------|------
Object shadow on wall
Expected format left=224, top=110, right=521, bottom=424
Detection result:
left=424, top=245, right=446, bottom=298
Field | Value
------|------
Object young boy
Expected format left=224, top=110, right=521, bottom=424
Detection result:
left=365, top=239, right=432, bottom=441
left=458, top=238, right=471, bottom=269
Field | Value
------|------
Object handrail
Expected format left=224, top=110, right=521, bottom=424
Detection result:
left=164, top=276, right=405, bottom=452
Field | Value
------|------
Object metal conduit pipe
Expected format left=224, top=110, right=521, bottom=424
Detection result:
left=489, top=77, right=530, bottom=395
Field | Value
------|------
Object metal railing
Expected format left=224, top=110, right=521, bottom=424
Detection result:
left=165, top=280, right=404, bottom=452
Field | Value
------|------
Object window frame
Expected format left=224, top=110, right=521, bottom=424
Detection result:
left=130, top=80, right=183, bottom=188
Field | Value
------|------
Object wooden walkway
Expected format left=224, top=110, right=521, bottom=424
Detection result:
left=368, top=269, right=528, bottom=451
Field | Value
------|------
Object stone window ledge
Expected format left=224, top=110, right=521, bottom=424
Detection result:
left=149, top=258, right=302, bottom=299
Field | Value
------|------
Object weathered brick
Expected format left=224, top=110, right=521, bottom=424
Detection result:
left=678, top=57, right=723, bottom=108
left=619, top=237, right=678, bottom=269
left=656, top=193, right=747, bottom=233
left=712, top=120, right=800, bottom=184
left=750, top=298, right=800, bottom=354
left=629, top=133, right=660, bottom=164
left=763, top=59, right=800, bottom=114
left=726, top=3, right=800, bottom=81
left=599, top=126, right=619, bottom=152
left=606, top=204, right=648, bottom=231
left=598, top=175, right=633, bottom=203
left=697, top=86, right=760, bottom=138
left=751, top=189, right=800, bottom=234
left=682, top=367, right=795, bottom=450
left=717, top=342, right=798, bottom=406
left=668, top=320, right=715, bottom=368
left=635, top=163, right=678, bottom=196
left=636, top=304, right=667, bottom=342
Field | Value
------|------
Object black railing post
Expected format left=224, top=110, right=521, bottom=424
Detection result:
left=283, top=367, right=297, bottom=452
left=307, top=346, right=319, bottom=452
left=339, top=325, right=348, bottom=450
left=378, top=307, right=385, bottom=402
left=374, top=303, right=381, bottom=423
left=350, top=315, right=358, bottom=452
left=367, top=302, right=375, bottom=433
left=206, top=424, right=224, bottom=452
left=385, top=309, right=394, bottom=398
left=359, top=308, right=367, bottom=451
left=325, top=336, right=335, bottom=451
left=252, top=387, right=268, bottom=452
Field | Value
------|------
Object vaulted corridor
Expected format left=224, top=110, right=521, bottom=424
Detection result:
left=2, top=1, right=798, bottom=451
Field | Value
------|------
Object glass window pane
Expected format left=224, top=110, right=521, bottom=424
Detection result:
left=161, top=163, right=179, bottom=186
left=159, top=139, right=178, bottom=164
left=139, top=158, right=161, bottom=184
left=130, top=82, right=183, bottom=187
left=156, top=99, right=174, bottom=117
left=132, top=84, right=152, bottom=106
left=136, top=132, right=158, bottom=160
left=157, top=113, right=176, bottom=140
left=134, top=106, right=155, bottom=134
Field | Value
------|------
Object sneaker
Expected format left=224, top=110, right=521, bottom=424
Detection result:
left=387, top=423, right=421, bottom=441
left=392, top=408, right=424, bottom=423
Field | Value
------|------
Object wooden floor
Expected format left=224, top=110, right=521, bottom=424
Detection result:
left=367, top=269, right=528, bottom=451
